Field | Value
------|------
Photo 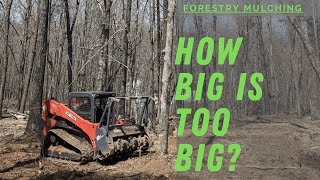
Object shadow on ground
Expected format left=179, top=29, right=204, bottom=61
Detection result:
left=0, top=157, right=39, bottom=173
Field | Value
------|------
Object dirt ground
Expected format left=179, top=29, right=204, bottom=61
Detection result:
left=178, top=115, right=320, bottom=180
left=2, top=115, right=320, bottom=179
left=0, top=117, right=176, bottom=180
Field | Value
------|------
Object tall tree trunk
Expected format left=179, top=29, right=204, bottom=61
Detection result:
left=255, top=16, right=271, bottom=114
left=18, top=0, right=32, bottom=105
left=96, top=0, right=112, bottom=91
left=104, top=0, right=112, bottom=91
left=287, top=22, right=303, bottom=117
left=159, top=0, right=175, bottom=154
left=120, top=0, right=131, bottom=114
left=63, top=0, right=79, bottom=93
left=289, top=17, right=320, bottom=79
left=156, top=0, right=161, bottom=104
left=149, top=0, right=156, bottom=123
left=78, top=1, right=91, bottom=91
left=149, top=0, right=155, bottom=97
left=267, top=17, right=280, bottom=115
left=19, top=1, right=41, bottom=113
left=288, top=16, right=320, bottom=118
left=162, top=0, right=168, bottom=44
left=0, top=0, right=14, bottom=119
left=25, top=0, right=50, bottom=137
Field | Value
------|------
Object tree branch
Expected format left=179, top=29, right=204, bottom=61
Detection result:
left=70, top=0, right=80, bottom=32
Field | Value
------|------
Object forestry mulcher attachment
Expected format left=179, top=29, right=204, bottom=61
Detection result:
left=41, top=91, right=153, bottom=164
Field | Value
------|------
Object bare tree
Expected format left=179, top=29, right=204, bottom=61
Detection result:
left=288, top=17, right=320, bottom=79
left=64, top=0, right=79, bottom=92
left=287, top=20, right=303, bottom=117
left=288, top=16, right=320, bottom=118
left=18, top=0, right=33, bottom=104
left=0, top=0, right=13, bottom=119
left=156, top=0, right=161, bottom=100
left=96, top=0, right=112, bottom=91
left=159, top=0, right=175, bottom=154
left=25, top=0, right=50, bottom=135
left=149, top=0, right=156, bottom=119
left=120, top=0, right=132, bottom=114
left=19, top=1, right=41, bottom=113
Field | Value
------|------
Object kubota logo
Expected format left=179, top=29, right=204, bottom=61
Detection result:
left=66, top=111, right=76, bottom=121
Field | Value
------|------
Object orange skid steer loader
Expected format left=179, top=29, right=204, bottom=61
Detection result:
left=40, top=91, right=153, bottom=164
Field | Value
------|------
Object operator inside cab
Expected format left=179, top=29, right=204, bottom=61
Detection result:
left=115, top=114, right=125, bottom=125
left=71, top=98, right=79, bottom=109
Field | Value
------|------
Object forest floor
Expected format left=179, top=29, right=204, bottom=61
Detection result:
left=178, top=114, right=320, bottom=180
left=1, top=115, right=320, bottom=179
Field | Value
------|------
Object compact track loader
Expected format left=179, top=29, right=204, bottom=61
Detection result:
left=41, top=91, right=153, bottom=164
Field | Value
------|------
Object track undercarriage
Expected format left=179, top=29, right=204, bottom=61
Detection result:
left=42, top=129, right=93, bottom=164
left=42, top=127, right=152, bottom=164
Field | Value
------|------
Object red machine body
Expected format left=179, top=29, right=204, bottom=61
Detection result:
left=42, top=99, right=98, bottom=150
left=40, top=92, right=152, bottom=164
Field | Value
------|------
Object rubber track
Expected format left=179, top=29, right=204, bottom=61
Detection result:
left=49, top=129, right=93, bottom=164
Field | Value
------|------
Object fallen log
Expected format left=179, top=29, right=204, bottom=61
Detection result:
left=7, top=110, right=29, bottom=120
left=1, top=112, right=13, bottom=119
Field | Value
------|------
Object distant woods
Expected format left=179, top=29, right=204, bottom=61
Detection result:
left=175, top=3, right=320, bottom=120
left=0, top=0, right=172, bottom=110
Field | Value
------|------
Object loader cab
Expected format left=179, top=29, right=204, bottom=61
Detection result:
left=68, top=91, right=116, bottom=123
